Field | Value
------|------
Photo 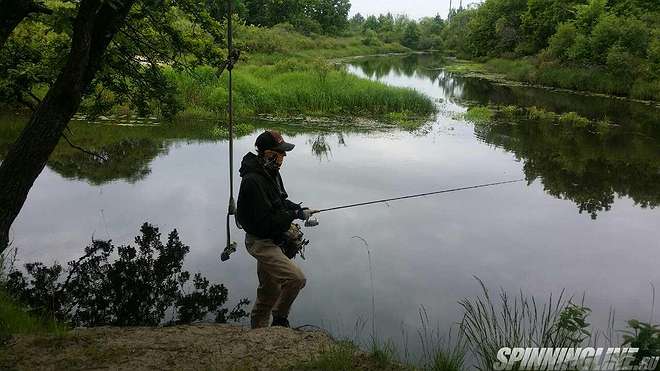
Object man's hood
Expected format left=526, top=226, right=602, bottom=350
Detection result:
left=239, top=152, right=266, bottom=178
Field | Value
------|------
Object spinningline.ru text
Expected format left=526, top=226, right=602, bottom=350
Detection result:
left=493, top=347, right=659, bottom=370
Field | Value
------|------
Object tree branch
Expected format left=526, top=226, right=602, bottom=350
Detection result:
left=61, top=132, right=108, bottom=162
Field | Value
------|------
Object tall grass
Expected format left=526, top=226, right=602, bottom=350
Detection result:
left=459, top=277, right=590, bottom=370
left=166, top=62, right=437, bottom=122
left=418, top=307, right=467, bottom=371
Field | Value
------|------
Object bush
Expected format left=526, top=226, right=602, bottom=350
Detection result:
left=4, top=223, right=249, bottom=327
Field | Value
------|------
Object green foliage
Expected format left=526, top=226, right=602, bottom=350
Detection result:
left=500, top=105, right=520, bottom=119
left=441, top=0, right=660, bottom=100
left=358, top=13, right=445, bottom=51
left=290, top=341, right=358, bottom=370
left=459, top=278, right=581, bottom=370
left=401, top=23, right=420, bottom=49
left=559, top=111, right=591, bottom=127
left=526, top=106, right=557, bottom=123
left=0, top=0, right=229, bottom=119
left=167, top=62, right=436, bottom=120
left=0, top=289, right=67, bottom=338
left=555, top=302, right=592, bottom=344
left=239, top=0, right=350, bottom=35
left=4, top=223, right=249, bottom=327
left=463, top=106, right=494, bottom=124
left=622, top=320, right=660, bottom=367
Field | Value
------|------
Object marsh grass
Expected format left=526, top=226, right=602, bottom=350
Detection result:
left=167, top=63, right=436, bottom=124
left=459, top=277, right=591, bottom=370
left=418, top=307, right=467, bottom=371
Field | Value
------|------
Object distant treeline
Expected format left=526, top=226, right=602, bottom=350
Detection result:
left=347, top=0, right=659, bottom=99
left=443, top=0, right=660, bottom=100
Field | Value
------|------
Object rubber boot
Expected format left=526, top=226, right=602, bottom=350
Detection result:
left=271, top=316, right=290, bottom=328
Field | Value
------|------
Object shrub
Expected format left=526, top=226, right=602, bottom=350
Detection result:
left=622, top=320, right=660, bottom=368
left=4, top=223, right=249, bottom=327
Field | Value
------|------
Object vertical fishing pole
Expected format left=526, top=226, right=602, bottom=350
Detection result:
left=222, top=0, right=237, bottom=261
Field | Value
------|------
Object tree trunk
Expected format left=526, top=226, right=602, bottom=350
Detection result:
left=0, top=0, right=51, bottom=49
left=0, top=0, right=135, bottom=253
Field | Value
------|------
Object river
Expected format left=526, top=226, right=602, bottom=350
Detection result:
left=2, top=53, right=659, bottom=360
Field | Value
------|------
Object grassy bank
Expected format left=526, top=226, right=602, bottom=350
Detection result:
left=445, top=58, right=660, bottom=103
left=0, top=289, right=66, bottom=338
left=167, top=62, right=436, bottom=121
left=155, top=25, right=437, bottom=125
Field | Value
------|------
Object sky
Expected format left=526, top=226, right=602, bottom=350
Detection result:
left=348, top=0, right=482, bottom=20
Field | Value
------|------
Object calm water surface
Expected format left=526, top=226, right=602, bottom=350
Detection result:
left=2, top=54, right=659, bottom=355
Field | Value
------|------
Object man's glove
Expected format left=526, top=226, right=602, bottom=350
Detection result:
left=296, top=207, right=318, bottom=220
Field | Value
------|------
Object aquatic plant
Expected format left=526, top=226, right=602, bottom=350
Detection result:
left=559, top=111, right=591, bottom=128
left=464, top=106, right=494, bottom=124
left=500, top=105, right=520, bottom=119
left=3, top=223, right=249, bottom=327
left=526, top=106, right=557, bottom=123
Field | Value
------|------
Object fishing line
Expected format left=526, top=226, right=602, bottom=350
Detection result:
left=314, top=178, right=525, bottom=214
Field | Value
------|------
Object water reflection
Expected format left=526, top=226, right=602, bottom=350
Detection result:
left=476, top=120, right=660, bottom=219
left=348, top=54, right=660, bottom=218
left=349, top=54, right=660, bottom=130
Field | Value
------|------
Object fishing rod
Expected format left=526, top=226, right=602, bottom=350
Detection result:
left=305, top=179, right=525, bottom=226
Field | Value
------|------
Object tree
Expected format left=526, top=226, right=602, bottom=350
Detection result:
left=402, top=22, right=420, bottom=49
left=0, top=0, right=51, bottom=49
left=520, top=0, right=581, bottom=54
left=0, top=0, right=228, bottom=253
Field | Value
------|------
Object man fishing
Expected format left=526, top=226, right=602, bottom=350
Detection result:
left=236, top=130, right=317, bottom=329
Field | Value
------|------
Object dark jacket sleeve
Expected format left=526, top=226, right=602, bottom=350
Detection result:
left=237, top=176, right=295, bottom=238
left=284, top=199, right=302, bottom=211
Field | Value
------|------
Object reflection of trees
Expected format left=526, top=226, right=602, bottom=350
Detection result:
left=351, top=54, right=442, bottom=81
left=351, top=54, right=660, bottom=129
left=48, top=138, right=165, bottom=185
left=476, top=121, right=660, bottom=218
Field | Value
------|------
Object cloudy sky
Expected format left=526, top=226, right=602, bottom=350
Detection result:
left=349, top=0, right=482, bottom=20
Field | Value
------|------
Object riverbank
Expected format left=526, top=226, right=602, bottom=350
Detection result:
left=1, top=324, right=407, bottom=370
left=442, top=58, right=660, bottom=107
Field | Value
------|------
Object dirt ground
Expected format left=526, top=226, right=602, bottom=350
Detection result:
left=0, top=324, right=341, bottom=370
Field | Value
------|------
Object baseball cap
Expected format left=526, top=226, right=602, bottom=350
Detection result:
left=255, top=130, right=295, bottom=152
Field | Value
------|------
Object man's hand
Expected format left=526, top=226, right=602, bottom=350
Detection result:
left=296, top=207, right=318, bottom=220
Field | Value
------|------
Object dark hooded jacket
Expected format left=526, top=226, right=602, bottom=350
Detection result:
left=236, top=152, right=301, bottom=239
